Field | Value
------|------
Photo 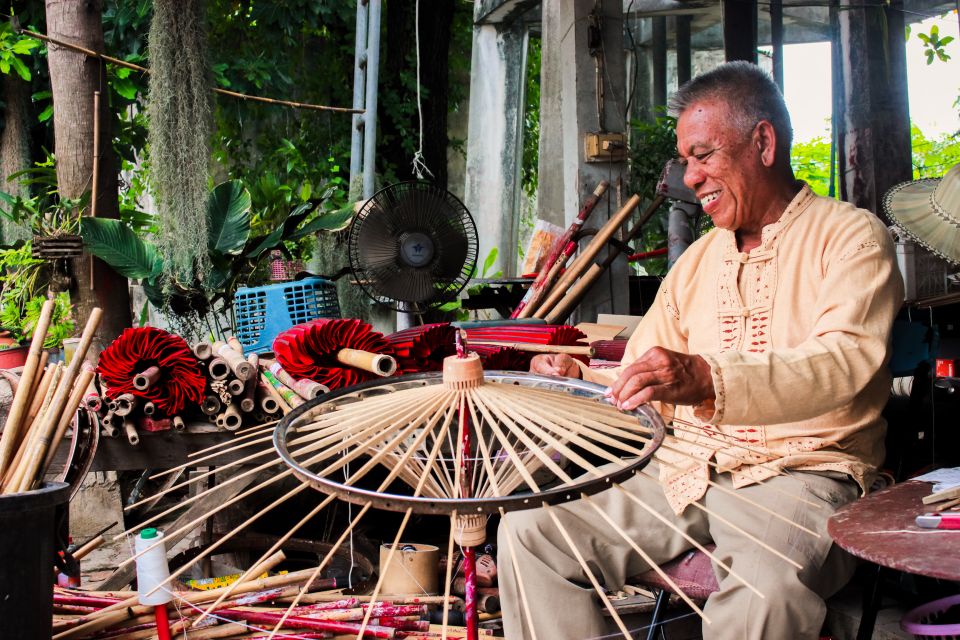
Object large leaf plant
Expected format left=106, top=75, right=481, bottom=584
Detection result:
left=81, top=179, right=353, bottom=336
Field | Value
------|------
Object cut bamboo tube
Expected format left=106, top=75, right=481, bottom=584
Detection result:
left=264, top=359, right=329, bottom=400
left=201, top=395, right=222, bottom=416
left=41, top=369, right=96, bottom=473
left=336, top=348, right=397, bottom=377
left=132, top=365, right=161, bottom=391
left=113, top=393, right=138, bottom=416
left=172, top=415, right=186, bottom=432
left=261, top=370, right=302, bottom=408
left=0, top=298, right=55, bottom=478
left=123, top=419, right=139, bottom=446
left=240, top=354, right=259, bottom=413
left=465, top=341, right=594, bottom=356
left=534, top=194, right=641, bottom=319
left=208, top=357, right=230, bottom=380
left=142, top=401, right=156, bottom=416
left=218, top=404, right=243, bottom=431
left=227, top=336, right=244, bottom=355
left=82, top=365, right=101, bottom=412
left=257, top=381, right=282, bottom=414
left=227, top=378, right=245, bottom=396
left=214, top=341, right=253, bottom=381
left=6, top=307, right=102, bottom=493
left=193, top=341, right=213, bottom=361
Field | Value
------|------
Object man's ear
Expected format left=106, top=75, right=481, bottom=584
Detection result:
left=754, top=120, right=777, bottom=167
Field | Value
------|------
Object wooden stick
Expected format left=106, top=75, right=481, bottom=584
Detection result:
left=543, top=503, right=637, bottom=637
left=924, top=486, right=960, bottom=505
left=466, top=341, right=594, bottom=356
left=0, top=298, right=54, bottom=478
left=336, top=348, right=397, bottom=377
left=934, top=497, right=960, bottom=512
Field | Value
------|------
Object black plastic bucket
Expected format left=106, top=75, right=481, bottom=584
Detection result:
left=0, top=481, right=70, bottom=638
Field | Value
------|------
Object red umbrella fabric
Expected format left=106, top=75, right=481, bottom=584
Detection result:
left=591, top=339, right=627, bottom=362
left=273, top=318, right=394, bottom=391
left=470, top=344, right=531, bottom=371
left=97, top=327, right=206, bottom=416
left=386, top=323, right=457, bottom=374
left=464, top=324, right=591, bottom=365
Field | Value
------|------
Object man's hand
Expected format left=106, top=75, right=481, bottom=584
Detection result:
left=530, top=353, right=581, bottom=378
left=607, top=347, right=714, bottom=410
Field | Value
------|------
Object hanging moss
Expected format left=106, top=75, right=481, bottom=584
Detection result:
left=146, top=0, right=213, bottom=285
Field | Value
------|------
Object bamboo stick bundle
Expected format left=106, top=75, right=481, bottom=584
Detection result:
left=533, top=194, right=641, bottom=319
left=3, top=362, right=63, bottom=485
left=0, top=298, right=55, bottom=478
left=41, top=368, right=97, bottom=472
left=4, top=308, right=102, bottom=493
left=513, top=179, right=609, bottom=318
left=262, top=359, right=329, bottom=400
left=261, top=370, right=304, bottom=409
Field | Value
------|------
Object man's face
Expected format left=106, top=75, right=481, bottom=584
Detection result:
left=675, top=99, right=762, bottom=232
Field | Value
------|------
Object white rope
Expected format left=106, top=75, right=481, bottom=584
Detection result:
left=411, top=0, right=434, bottom=180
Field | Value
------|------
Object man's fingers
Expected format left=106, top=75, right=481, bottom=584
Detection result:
left=612, top=370, right=664, bottom=406
left=619, top=384, right=670, bottom=411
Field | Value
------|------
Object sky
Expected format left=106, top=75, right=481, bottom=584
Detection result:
left=778, top=11, right=959, bottom=143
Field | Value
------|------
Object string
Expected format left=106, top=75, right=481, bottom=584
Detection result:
left=411, top=0, right=434, bottom=181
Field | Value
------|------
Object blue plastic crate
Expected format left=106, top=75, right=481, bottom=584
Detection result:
left=233, top=278, right=341, bottom=354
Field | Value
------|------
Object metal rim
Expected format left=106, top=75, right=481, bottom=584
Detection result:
left=273, top=371, right=665, bottom=516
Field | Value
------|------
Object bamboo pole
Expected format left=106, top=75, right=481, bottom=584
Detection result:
left=42, top=369, right=96, bottom=473
left=336, top=349, right=397, bottom=377
left=240, top=354, right=259, bottom=412
left=533, top=195, right=641, bottom=319
left=5, top=308, right=102, bottom=493
left=0, top=298, right=55, bottom=478
left=132, top=365, right=161, bottom=391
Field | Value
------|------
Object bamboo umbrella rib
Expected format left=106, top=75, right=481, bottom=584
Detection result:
left=143, top=483, right=312, bottom=598
left=192, top=494, right=340, bottom=625
left=656, top=439, right=825, bottom=511
left=355, top=508, right=413, bottom=639
left=305, top=390, right=451, bottom=483
left=185, top=420, right=276, bottom=457
left=654, top=455, right=820, bottom=538
left=498, top=385, right=655, bottom=435
left=543, top=504, right=635, bottom=639
left=635, top=470, right=803, bottom=569
left=612, top=485, right=764, bottom=598
left=498, top=507, right=541, bottom=640
left=670, top=418, right=781, bottom=462
left=488, top=390, right=647, bottom=468
left=149, top=433, right=275, bottom=481
left=478, top=388, right=603, bottom=482
left=473, top=389, right=572, bottom=484
left=581, top=495, right=710, bottom=625
left=467, top=394, right=542, bottom=494
left=234, top=420, right=279, bottom=436
left=264, top=502, right=373, bottom=637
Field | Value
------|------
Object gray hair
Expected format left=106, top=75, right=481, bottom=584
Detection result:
left=668, top=61, right=793, bottom=160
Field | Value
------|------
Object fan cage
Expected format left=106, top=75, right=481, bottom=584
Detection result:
left=348, top=182, right=478, bottom=312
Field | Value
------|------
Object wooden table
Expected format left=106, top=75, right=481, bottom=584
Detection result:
left=827, top=479, right=960, bottom=639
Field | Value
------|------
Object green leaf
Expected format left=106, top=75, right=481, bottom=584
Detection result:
left=0, top=59, right=9, bottom=74
left=207, top=180, right=252, bottom=255
left=38, top=105, right=53, bottom=122
left=941, top=36, right=955, bottom=46
left=112, top=76, right=138, bottom=99
left=80, top=217, right=161, bottom=280
left=482, top=247, right=499, bottom=278
left=287, top=204, right=354, bottom=241
left=10, top=57, right=30, bottom=82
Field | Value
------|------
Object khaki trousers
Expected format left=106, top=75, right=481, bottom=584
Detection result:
left=497, top=464, right=859, bottom=640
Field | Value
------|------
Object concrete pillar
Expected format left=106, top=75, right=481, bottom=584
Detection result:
left=463, top=19, right=528, bottom=277
left=723, top=0, right=758, bottom=62
left=539, top=0, right=629, bottom=321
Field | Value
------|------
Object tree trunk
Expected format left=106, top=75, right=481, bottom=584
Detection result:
left=45, top=0, right=131, bottom=343
left=0, top=74, right=33, bottom=244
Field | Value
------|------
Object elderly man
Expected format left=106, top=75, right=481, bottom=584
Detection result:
left=498, top=62, right=903, bottom=640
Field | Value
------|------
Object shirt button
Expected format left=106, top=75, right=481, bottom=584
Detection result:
left=739, top=253, right=749, bottom=263
left=741, top=307, right=751, bottom=317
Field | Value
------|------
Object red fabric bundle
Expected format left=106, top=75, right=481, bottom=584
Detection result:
left=591, top=339, right=627, bottom=362
left=97, top=327, right=205, bottom=416
left=464, top=324, right=590, bottom=365
left=273, top=318, right=394, bottom=391
left=385, top=323, right=457, bottom=374
left=471, top=344, right=531, bottom=372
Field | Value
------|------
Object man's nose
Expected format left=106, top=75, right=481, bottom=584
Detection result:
left=683, top=162, right=704, bottom=190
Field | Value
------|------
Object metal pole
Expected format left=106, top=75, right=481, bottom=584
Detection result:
left=362, top=0, right=382, bottom=200
left=349, top=0, right=369, bottom=202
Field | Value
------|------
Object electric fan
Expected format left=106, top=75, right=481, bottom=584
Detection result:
left=348, top=181, right=478, bottom=314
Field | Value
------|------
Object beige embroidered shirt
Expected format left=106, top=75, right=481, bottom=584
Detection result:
left=580, top=185, right=905, bottom=514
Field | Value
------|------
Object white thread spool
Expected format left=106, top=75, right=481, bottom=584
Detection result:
left=135, top=528, right=172, bottom=606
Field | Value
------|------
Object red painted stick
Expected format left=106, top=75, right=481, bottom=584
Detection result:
left=512, top=180, right=609, bottom=318
left=53, top=593, right=122, bottom=608
left=217, top=610, right=396, bottom=638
